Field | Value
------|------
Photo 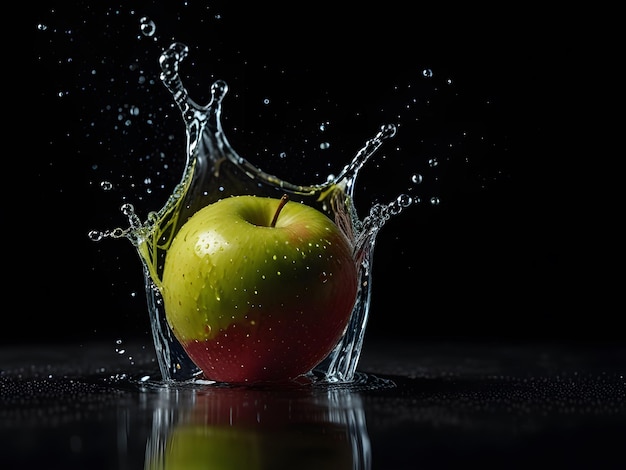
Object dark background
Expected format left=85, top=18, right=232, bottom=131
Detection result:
left=19, top=2, right=619, bottom=347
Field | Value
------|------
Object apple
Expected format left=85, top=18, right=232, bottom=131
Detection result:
left=161, top=194, right=358, bottom=382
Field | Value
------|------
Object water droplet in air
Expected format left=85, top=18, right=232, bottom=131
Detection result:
left=411, top=174, right=423, bottom=184
left=100, top=180, right=114, bottom=191
left=121, top=203, right=134, bottom=216
left=139, top=17, right=156, bottom=37
left=88, top=230, right=104, bottom=242
left=397, top=194, right=413, bottom=208
left=422, top=68, right=433, bottom=78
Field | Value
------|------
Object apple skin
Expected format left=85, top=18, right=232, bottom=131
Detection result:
left=161, top=194, right=358, bottom=383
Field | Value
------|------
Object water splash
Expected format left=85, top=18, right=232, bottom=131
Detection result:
left=90, top=42, right=416, bottom=384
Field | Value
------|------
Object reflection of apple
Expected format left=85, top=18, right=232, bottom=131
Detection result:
left=162, top=426, right=263, bottom=469
left=161, top=194, right=358, bottom=382
left=149, top=388, right=355, bottom=469
left=162, top=423, right=353, bottom=470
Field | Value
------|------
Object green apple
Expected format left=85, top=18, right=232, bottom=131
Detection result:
left=161, top=194, right=358, bottom=382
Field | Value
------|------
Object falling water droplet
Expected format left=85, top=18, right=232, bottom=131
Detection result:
left=88, top=230, right=104, bottom=242
left=397, top=194, right=413, bottom=208
left=100, top=180, right=114, bottom=191
left=139, top=17, right=156, bottom=37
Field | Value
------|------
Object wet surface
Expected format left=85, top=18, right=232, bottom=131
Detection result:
left=2, top=339, right=624, bottom=469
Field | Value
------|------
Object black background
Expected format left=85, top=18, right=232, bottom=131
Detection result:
left=19, top=2, right=619, bottom=347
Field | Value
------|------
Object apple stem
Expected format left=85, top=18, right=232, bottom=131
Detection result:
left=271, top=194, right=289, bottom=227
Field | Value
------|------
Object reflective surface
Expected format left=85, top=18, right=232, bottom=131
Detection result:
left=2, top=339, right=624, bottom=469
